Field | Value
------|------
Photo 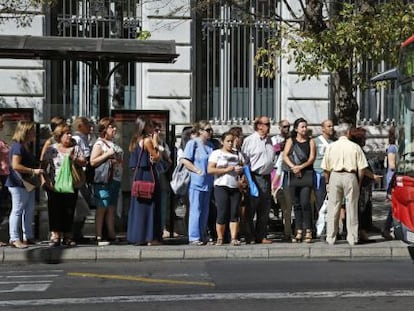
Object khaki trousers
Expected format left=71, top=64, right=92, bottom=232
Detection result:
left=326, top=172, right=359, bottom=245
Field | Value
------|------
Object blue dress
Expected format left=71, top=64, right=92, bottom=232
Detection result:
left=127, top=145, right=161, bottom=244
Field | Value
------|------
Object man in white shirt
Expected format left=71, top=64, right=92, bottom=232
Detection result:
left=241, top=116, right=275, bottom=244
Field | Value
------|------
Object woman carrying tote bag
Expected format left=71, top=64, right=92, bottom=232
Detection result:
left=42, top=123, right=86, bottom=247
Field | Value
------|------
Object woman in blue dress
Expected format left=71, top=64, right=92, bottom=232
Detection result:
left=127, top=117, right=162, bottom=245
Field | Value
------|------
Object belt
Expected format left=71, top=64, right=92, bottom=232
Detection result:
left=251, top=171, right=270, bottom=178
left=333, top=170, right=357, bottom=174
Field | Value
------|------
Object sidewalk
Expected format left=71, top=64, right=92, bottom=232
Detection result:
left=0, top=191, right=412, bottom=263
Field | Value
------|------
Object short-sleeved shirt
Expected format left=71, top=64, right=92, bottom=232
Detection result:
left=314, top=135, right=333, bottom=173
left=271, top=134, right=286, bottom=168
left=321, top=136, right=368, bottom=173
left=241, top=132, right=275, bottom=175
left=208, top=149, right=244, bottom=188
left=43, top=143, right=85, bottom=184
left=72, top=132, right=91, bottom=158
left=94, top=139, right=123, bottom=182
left=183, top=138, right=214, bottom=191
left=6, top=142, right=37, bottom=188
left=386, top=144, right=398, bottom=188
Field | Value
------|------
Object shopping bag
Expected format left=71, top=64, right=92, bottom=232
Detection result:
left=242, top=165, right=259, bottom=197
left=54, top=155, right=74, bottom=193
left=316, top=196, right=328, bottom=237
left=71, top=161, right=86, bottom=189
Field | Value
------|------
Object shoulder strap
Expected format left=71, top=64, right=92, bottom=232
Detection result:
left=318, top=135, right=329, bottom=147
left=132, top=144, right=155, bottom=182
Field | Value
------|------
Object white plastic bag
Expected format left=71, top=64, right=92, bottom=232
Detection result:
left=316, top=196, right=328, bottom=237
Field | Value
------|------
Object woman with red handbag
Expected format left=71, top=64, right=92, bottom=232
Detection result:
left=127, top=117, right=161, bottom=246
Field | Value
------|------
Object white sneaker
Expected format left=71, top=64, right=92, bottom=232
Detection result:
left=96, top=237, right=110, bottom=246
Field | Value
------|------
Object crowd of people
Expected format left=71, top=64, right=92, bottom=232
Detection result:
left=0, top=114, right=395, bottom=248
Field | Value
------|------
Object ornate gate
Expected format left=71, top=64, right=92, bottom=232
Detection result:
left=199, top=0, right=279, bottom=122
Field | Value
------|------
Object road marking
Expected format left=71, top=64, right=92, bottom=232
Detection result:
left=0, top=274, right=59, bottom=279
left=2, top=290, right=414, bottom=307
left=67, top=272, right=215, bottom=287
left=0, top=271, right=59, bottom=293
left=0, top=281, right=52, bottom=284
left=0, top=284, right=50, bottom=293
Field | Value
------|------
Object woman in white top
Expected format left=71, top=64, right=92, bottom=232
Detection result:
left=208, top=132, right=243, bottom=246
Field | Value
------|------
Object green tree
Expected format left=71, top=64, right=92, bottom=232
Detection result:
left=255, top=0, right=414, bottom=124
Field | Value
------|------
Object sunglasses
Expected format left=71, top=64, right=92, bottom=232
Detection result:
left=203, top=128, right=213, bottom=133
left=282, top=125, right=290, bottom=129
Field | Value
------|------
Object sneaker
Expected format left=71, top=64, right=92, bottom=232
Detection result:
left=189, top=240, right=204, bottom=246
left=96, top=237, right=110, bottom=246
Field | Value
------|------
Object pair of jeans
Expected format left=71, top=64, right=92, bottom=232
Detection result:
left=8, top=186, right=35, bottom=242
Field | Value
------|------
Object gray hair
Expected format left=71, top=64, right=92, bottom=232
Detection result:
left=335, top=123, right=352, bottom=137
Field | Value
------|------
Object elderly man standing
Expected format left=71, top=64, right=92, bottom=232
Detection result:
left=321, top=123, right=368, bottom=246
left=242, top=116, right=275, bottom=244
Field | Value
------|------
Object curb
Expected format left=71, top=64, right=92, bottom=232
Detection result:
left=0, top=240, right=410, bottom=263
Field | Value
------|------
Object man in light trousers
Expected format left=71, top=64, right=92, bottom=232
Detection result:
left=321, top=123, right=369, bottom=246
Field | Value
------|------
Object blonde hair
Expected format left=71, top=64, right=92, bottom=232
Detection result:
left=72, top=117, right=89, bottom=131
left=12, top=121, right=35, bottom=143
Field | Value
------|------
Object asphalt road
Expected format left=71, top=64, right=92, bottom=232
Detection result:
left=1, top=259, right=414, bottom=310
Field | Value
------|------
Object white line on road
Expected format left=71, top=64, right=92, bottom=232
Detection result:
left=1, top=290, right=414, bottom=307
left=0, top=283, right=51, bottom=293
left=0, top=274, right=59, bottom=278
left=0, top=281, right=52, bottom=284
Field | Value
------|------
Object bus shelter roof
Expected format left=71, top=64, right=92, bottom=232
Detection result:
left=0, top=34, right=178, bottom=63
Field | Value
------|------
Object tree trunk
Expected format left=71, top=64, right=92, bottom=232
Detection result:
left=302, top=0, right=326, bottom=33
left=302, top=0, right=358, bottom=125
left=332, top=69, right=358, bottom=125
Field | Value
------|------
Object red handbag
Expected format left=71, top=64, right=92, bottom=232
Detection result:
left=132, top=180, right=155, bottom=199
left=131, top=145, right=155, bottom=199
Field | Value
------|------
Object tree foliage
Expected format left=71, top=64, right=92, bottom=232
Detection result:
left=255, top=0, right=414, bottom=123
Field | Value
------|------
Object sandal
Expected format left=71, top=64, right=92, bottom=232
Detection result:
left=11, top=240, right=28, bottom=249
left=230, top=239, right=241, bottom=246
left=305, top=229, right=313, bottom=243
left=215, top=238, right=224, bottom=246
left=292, top=230, right=302, bottom=243
left=292, top=230, right=303, bottom=243
left=0, top=241, right=7, bottom=247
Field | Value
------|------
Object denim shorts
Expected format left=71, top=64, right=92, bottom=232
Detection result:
left=93, top=180, right=121, bottom=208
